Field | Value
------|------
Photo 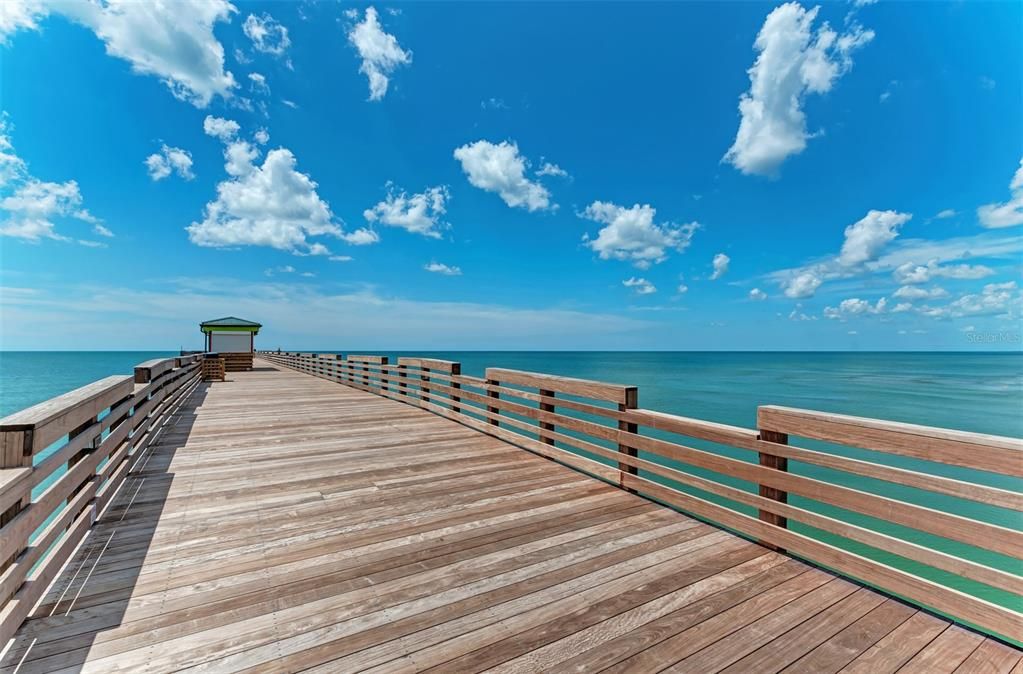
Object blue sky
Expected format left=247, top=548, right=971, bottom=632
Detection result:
left=1, top=0, right=1021, bottom=350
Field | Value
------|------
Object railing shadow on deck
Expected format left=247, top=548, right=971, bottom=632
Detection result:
left=0, top=382, right=208, bottom=672
left=257, top=351, right=1023, bottom=649
left=0, top=356, right=206, bottom=670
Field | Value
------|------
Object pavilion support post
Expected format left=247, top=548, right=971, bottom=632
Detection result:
left=617, top=388, right=639, bottom=492
left=757, top=428, right=789, bottom=552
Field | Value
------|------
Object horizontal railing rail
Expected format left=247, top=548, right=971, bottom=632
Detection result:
left=257, top=350, right=1023, bottom=644
left=0, top=354, right=202, bottom=644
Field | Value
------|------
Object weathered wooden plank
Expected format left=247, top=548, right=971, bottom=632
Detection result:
left=485, top=367, right=637, bottom=404
left=0, top=375, right=133, bottom=453
left=758, top=405, right=1023, bottom=476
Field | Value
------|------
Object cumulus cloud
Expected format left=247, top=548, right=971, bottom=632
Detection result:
left=453, top=140, right=552, bottom=211
left=0, top=116, right=104, bottom=244
left=724, top=2, right=874, bottom=176
left=838, top=210, right=911, bottom=267
left=347, top=6, right=411, bottom=101
left=710, top=253, right=730, bottom=280
left=977, top=157, right=1023, bottom=228
left=203, top=115, right=240, bottom=141
left=341, top=228, right=380, bottom=245
left=254, top=129, right=270, bottom=145
left=677, top=283, right=689, bottom=294
left=536, top=161, right=568, bottom=178
left=188, top=117, right=352, bottom=254
left=623, top=277, right=657, bottom=295
left=892, top=259, right=994, bottom=285
left=8, top=0, right=237, bottom=107
left=424, top=261, right=461, bottom=276
left=364, top=184, right=449, bottom=238
left=892, top=285, right=948, bottom=301
left=749, top=287, right=768, bottom=301
left=783, top=269, right=823, bottom=298
left=248, top=72, right=270, bottom=95
left=824, top=296, right=887, bottom=320
left=243, top=13, right=290, bottom=56
left=935, top=209, right=956, bottom=219
left=145, top=144, right=194, bottom=181
left=920, top=282, right=1021, bottom=320
left=580, top=202, right=698, bottom=269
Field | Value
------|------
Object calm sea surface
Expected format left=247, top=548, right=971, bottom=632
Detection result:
left=2, top=351, right=1021, bottom=627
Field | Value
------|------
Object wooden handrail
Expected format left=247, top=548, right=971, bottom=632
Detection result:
left=0, top=355, right=201, bottom=645
left=257, top=350, right=1023, bottom=644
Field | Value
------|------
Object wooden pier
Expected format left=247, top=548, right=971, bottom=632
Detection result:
left=0, top=353, right=1020, bottom=672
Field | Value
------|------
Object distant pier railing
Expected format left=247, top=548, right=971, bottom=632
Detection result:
left=0, top=355, right=201, bottom=644
left=258, top=350, right=1023, bottom=644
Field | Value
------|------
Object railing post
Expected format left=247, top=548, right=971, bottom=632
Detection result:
left=397, top=363, right=408, bottom=398
left=378, top=356, right=389, bottom=392
left=617, top=388, right=639, bottom=492
left=420, top=367, right=430, bottom=403
left=67, top=416, right=101, bottom=510
left=539, top=389, right=555, bottom=445
left=757, top=428, right=789, bottom=552
left=450, top=363, right=461, bottom=414
left=486, top=378, right=500, bottom=427
left=0, top=429, right=33, bottom=584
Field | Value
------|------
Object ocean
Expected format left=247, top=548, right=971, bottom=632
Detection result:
left=1, top=350, right=1021, bottom=622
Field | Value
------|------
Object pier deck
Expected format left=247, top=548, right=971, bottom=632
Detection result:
left=1, top=362, right=1019, bottom=673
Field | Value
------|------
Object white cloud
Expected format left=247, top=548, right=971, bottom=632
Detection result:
left=188, top=118, right=347, bottom=255
left=20, top=0, right=238, bottom=107
left=145, top=144, right=194, bottom=181
left=341, top=228, right=380, bottom=245
left=919, top=282, right=1021, bottom=320
left=623, top=277, right=657, bottom=295
left=892, top=259, right=994, bottom=285
left=0, top=0, right=46, bottom=40
left=248, top=72, right=270, bottom=95
left=892, top=285, right=948, bottom=301
left=424, top=261, right=461, bottom=276
left=347, top=6, right=411, bottom=101
left=0, top=116, right=102, bottom=244
left=977, top=157, right=1023, bottom=228
left=363, top=184, right=449, bottom=238
left=838, top=210, right=912, bottom=267
left=724, top=2, right=874, bottom=176
left=329, top=255, right=353, bottom=262
left=580, top=201, right=698, bottom=268
left=979, top=76, right=996, bottom=91
left=536, top=161, right=568, bottom=178
left=783, top=269, right=823, bottom=298
left=203, top=115, right=240, bottom=141
left=935, top=209, right=956, bottom=219
left=243, top=13, right=290, bottom=56
left=254, top=129, right=270, bottom=145
left=824, top=296, right=887, bottom=320
left=749, top=287, right=768, bottom=301
left=677, top=284, right=689, bottom=294
left=282, top=99, right=298, bottom=109
left=453, top=140, right=552, bottom=211
left=710, top=252, right=730, bottom=280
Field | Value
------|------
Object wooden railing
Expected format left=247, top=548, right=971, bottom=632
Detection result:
left=0, top=355, right=201, bottom=645
left=258, top=350, right=1023, bottom=644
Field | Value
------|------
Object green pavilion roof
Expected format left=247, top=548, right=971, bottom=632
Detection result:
left=200, top=316, right=262, bottom=333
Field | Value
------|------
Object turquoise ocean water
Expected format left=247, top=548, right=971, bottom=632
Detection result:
left=1, top=350, right=1021, bottom=634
